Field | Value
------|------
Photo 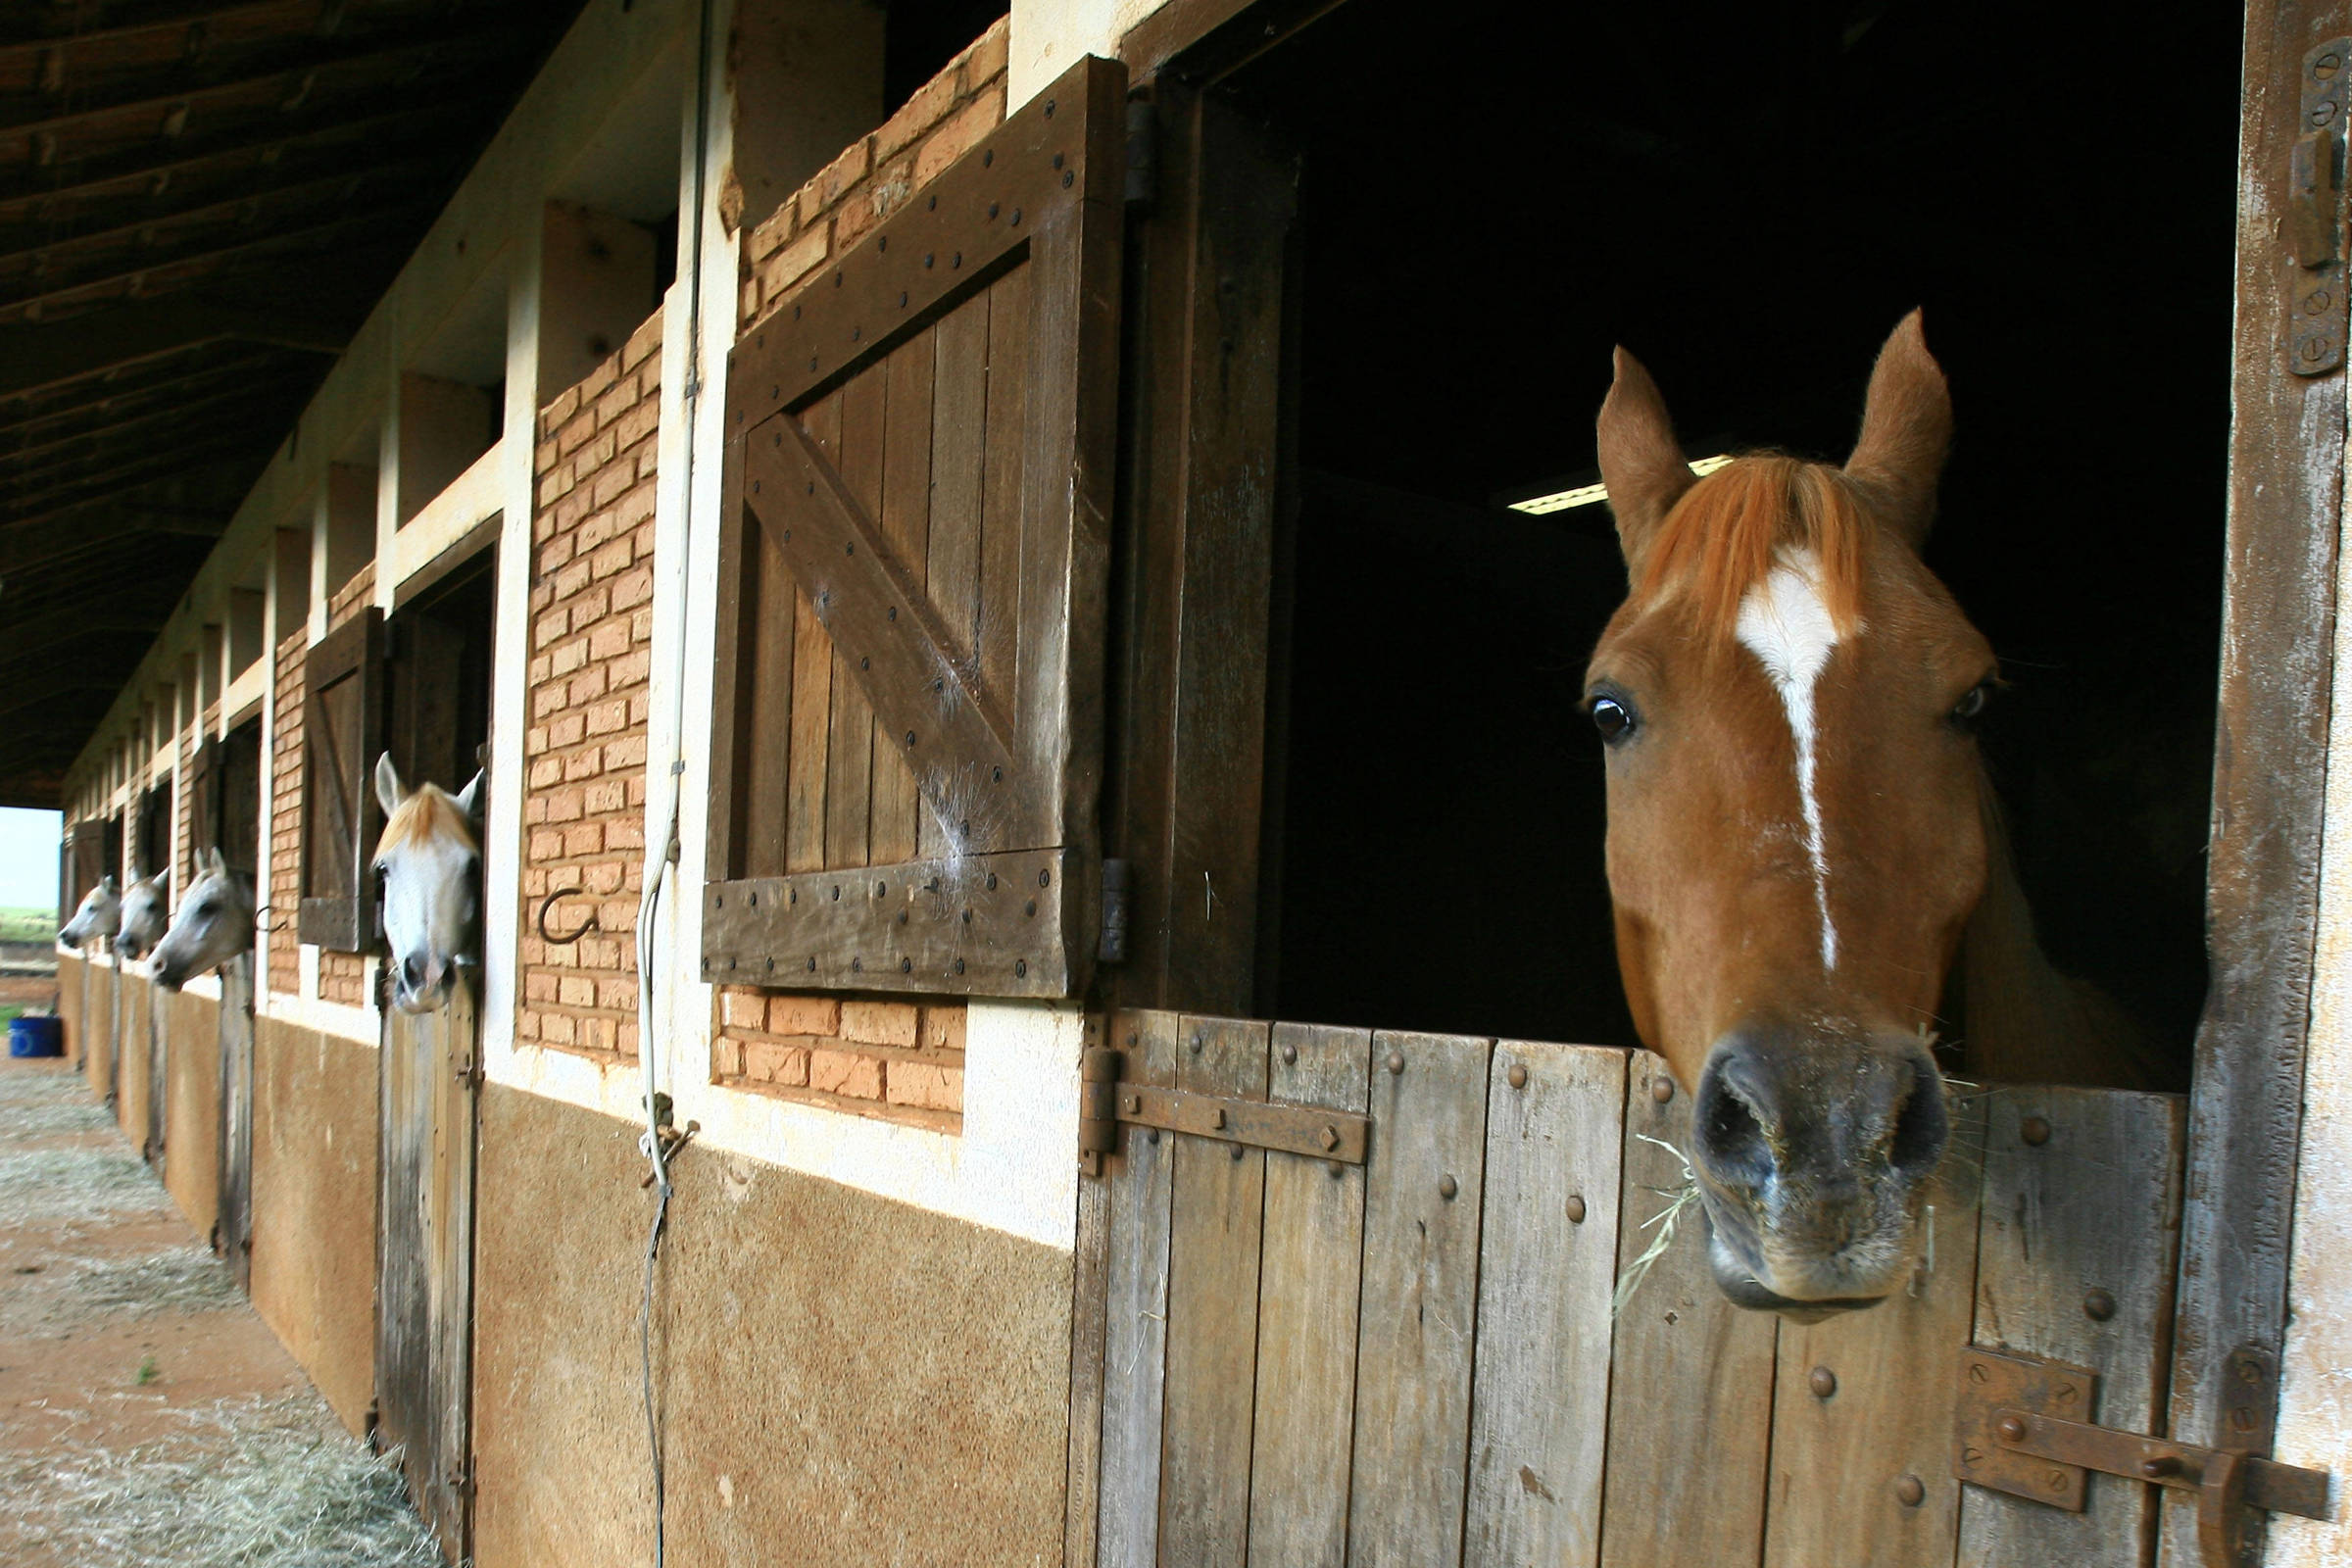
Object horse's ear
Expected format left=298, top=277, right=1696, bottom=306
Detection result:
left=373, top=752, right=405, bottom=819
left=101, top=874, right=117, bottom=894
left=207, top=848, right=227, bottom=877
left=455, top=767, right=485, bottom=820
left=1595, top=347, right=1695, bottom=575
left=1844, top=310, right=1952, bottom=552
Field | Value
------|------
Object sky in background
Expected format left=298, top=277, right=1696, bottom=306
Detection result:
left=0, top=808, right=60, bottom=910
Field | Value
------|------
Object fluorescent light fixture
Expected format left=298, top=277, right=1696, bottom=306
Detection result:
left=1507, top=454, right=1736, bottom=515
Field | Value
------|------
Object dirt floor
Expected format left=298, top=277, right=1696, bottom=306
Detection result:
left=0, top=1054, right=439, bottom=1566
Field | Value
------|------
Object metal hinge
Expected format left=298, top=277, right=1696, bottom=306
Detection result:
left=1954, top=1348, right=2330, bottom=1566
left=1124, top=95, right=1157, bottom=210
left=1077, top=1044, right=1370, bottom=1177
left=1098, top=858, right=1129, bottom=964
left=2288, top=38, right=2350, bottom=375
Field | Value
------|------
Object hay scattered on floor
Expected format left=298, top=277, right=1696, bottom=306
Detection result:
left=0, top=1148, right=170, bottom=1224
left=1, top=1395, right=443, bottom=1568
left=74, top=1245, right=244, bottom=1318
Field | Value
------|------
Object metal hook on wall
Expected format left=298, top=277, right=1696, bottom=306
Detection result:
left=537, top=885, right=600, bottom=946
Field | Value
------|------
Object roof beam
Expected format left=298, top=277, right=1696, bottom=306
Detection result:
left=3, top=197, right=431, bottom=317
left=0, top=509, right=220, bottom=574
left=0, top=294, right=346, bottom=401
left=1, top=23, right=540, bottom=140
left=0, top=154, right=441, bottom=269
left=0, top=377, right=298, bottom=466
left=2, top=421, right=270, bottom=512
left=0, top=1, right=327, bottom=64
left=0, top=349, right=279, bottom=437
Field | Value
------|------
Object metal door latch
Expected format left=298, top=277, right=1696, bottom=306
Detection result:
left=1954, top=1348, right=2330, bottom=1566
left=1077, top=1045, right=1370, bottom=1176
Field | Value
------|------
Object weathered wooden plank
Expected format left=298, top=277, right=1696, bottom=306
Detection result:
left=741, top=447, right=797, bottom=878
left=921, top=292, right=989, bottom=860
left=1100, top=1009, right=1180, bottom=1568
left=1068, top=1027, right=1113, bottom=1568
left=1465, top=1041, right=1627, bottom=1568
left=1763, top=1108, right=1987, bottom=1568
left=870, top=325, right=935, bottom=866
left=1959, top=1088, right=2185, bottom=1568
left=1598, top=1052, right=1777, bottom=1568
left=1159, top=1014, right=1271, bottom=1568
left=2170, top=8, right=2347, bottom=1559
left=1245, top=1021, right=1371, bottom=1568
left=215, top=955, right=253, bottom=1290
left=1348, top=1030, right=1492, bottom=1568
left=784, top=391, right=842, bottom=873
left=977, top=263, right=1028, bottom=719
left=823, top=364, right=885, bottom=870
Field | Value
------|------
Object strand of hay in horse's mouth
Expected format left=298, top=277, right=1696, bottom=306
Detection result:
left=1611, top=1133, right=1701, bottom=1319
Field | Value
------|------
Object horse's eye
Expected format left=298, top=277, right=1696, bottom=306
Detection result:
left=1951, top=679, right=1997, bottom=728
left=196, top=902, right=216, bottom=917
left=1588, top=695, right=1636, bottom=744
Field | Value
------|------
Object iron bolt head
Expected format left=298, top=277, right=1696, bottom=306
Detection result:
left=1650, top=1076, right=1675, bottom=1103
left=1122, top=1095, right=1140, bottom=1114
left=2142, top=1455, right=2182, bottom=1479
left=1229, top=1144, right=1244, bottom=1162
left=1894, top=1474, right=1926, bottom=1508
left=1211, top=1107, right=1226, bottom=1129
left=1564, top=1195, right=1587, bottom=1224
left=1281, top=1041, right=1298, bottom=1064
left=1318, top=1125, right=1339, bottom=1152
left=1997, top=1415, right=2029, bottom=1445
left=2083, top=1288, right=2117, bottom=1322
left=1506, top=1063, right=1528, bottom=1089
left=1191, top=1033, right=1204, bottom=1054
left=1385, top=1050, right=1405, bottom=1075
left=1438, top=1174, right=1458, bottom=1200
left=2021, top=1115, right=2052, bottom=1146
left=1809, top=1366, right=1838, bottom=1399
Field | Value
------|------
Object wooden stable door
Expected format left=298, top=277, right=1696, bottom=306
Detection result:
left=1075, top=1012, right=2189, bottom=1568
left=376, top=977, right=479, bottom=1562
left=216, top=954, right=254, bottom=1290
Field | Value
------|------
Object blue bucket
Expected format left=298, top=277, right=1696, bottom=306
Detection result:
left=10, top=1015, right=63, bottom=1058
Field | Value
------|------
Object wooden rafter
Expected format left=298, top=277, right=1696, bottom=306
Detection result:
left=0, top=375, right=300, bottom=466
left=2, top=197, right=429, bottom=316
left=0, top=347, right=279, bottom=436
left=0, top=294, right=345, bottom=400
left=0, top=154, right=436, bottom=268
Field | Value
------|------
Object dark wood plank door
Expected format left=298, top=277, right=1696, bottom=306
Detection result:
left=215, top=952, right=254, bottom=1290
left=143, top=980, right=167, bottom=1169
left=376, top=975, right=479, bottom=1562
left=709, top=54, right=1126, bottom=1000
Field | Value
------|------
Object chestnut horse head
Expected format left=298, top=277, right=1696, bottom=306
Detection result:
left=1587, top=313, right=1992, bottom=1317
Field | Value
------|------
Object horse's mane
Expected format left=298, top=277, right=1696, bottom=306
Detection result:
left=1635, top=455, right=1870, bottom=646
left=377, top=785, right=476, bottom=857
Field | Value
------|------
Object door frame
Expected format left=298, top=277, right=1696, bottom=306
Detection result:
left=1100, top=0, right=2350, bottom=1535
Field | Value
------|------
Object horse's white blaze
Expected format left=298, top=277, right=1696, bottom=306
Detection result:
left=1736, top=548, right=1845, bottom=970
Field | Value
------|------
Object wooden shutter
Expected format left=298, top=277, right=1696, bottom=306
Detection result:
left=184, top=738, right=217, bottom=887
left=707, top=55, right=1126, bottom=999
left=217, top=718, right=265, bottom=884
left=299, top=607, right=385, bottom=951
left=63, top=819, right=105, bottom=921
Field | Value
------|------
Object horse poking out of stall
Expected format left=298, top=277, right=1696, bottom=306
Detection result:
left=59, top=875, right=120, bottom=952
left=371, top=754, right=482, bottom=1015
left=150, top=850, right=253, bottom=990
left=115, top=870, right=170, bottom=962
left=1585, top=312, right=2159, bottom=1319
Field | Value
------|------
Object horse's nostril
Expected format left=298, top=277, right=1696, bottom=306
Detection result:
left=1697, top=1073, right=1773, bottom=1185
left=1888, top=1067, right=1949, bottom=1177
left=404, top=955, right=425, bottom=990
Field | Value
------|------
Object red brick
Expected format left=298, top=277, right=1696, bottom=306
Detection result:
left=558, top=407, right=598, bottom=457
left=563, top=823, right=604, bottom=857
left=769, top=996, right=840, bottom=1036
left=553, top=558, right=593, bottom=601
left=569, top=665, right=609, bottom=706
left=611, top=479, right=658, bottom=531
left=549, top=637, right=589, bottom=677
left=623, top=313, right=662, bottom=370
left=614, top=400, right=660, bottom=450
left=748, top=1040, right=810, bottom=1087
left=961, top=16, right=1009, bottom=86
left=876, top=65, right=962, bottom=161
left=886, top=1060, right=962, bottom=1112
left=528, top=828, right=565, bottom=859
left=583, top=698, right=629, bottom=736
left=840, top=1001, right=918, bottom=1048
left=583, top=778, right=626, bottom=814
left=597, top=976, right=637, bottom=1011
left=545, top=786, right=584, bottom=822
left=605, top=815, right=644, bottom=850
left=588, top=620, right=631, bottom=661
left=759, top=223, right=828, bottom=302
left=608, top=650, right=652, bottom=691
left=547, top=713, right=586, bottom=748
left=604, top=733, right=648, bottom=769
left=540, top=385, right=581, bottom=435
left=563, top=748, right=605, bottom=782
left=577, top=355, right=619, bottom=404
left=812, top=136, right=870, bottom=211
left=713, top=1035, right=745, bottom=1077
left=916, top=86, right=1004, bottom=186
left=809, top=1048, right=883, bottom=1100
left=559, top=975, right=595, bottom=1007
left=589, top=535, right=634, bottom=580
left=611, top=566, right=655, bottom=612
left=918, top=1005, right=966, bottom=1054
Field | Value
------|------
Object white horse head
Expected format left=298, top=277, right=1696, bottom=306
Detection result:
left=373, top=754, right=483, bottom=1014
left=150, top=850, right=253, bottom=991
left=116, top=869, right=171, bottom=961
left=60, top=874, right=121, bottom=951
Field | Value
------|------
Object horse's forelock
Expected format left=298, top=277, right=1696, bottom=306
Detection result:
left=377, top=786, right=477, bottom=859
left=1633, top=456, right=1869, bottom=648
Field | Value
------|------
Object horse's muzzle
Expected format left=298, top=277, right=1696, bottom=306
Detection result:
left=1686, top=1024, right=1947, bottom=1314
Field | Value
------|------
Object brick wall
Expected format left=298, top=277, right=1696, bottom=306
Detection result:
left=517, top=309, right=661, bottom=1059
left=268, top=629, right=304, bottom=997
left=711, top=995, right=965, bottom=1131
left=739, top=18, right=1008, bottom=333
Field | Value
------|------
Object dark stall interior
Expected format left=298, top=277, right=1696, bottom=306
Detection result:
left=1237, top=0, right=2238, bottom=1081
